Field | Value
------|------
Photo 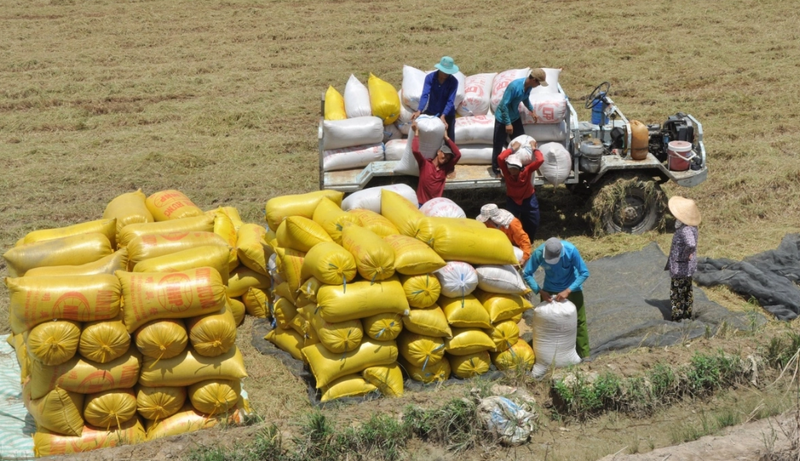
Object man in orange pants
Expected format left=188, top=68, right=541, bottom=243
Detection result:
left=476, top=203, right=532, bottom=265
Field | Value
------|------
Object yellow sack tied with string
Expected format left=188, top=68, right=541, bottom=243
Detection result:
left=342, top=225, right=396, bottom=281
left=439, top=294, right=492, bottom=329
left=400, top=356, right=451, bottom=383
left=7, top=274, right=121, bottom=334
left=362, top=363, right=404, bottom=397
left=83, top=389, right=137, bottom=429
left=385, top=234, right=446, bottom=276
left=324, top=85, right=347, bottom=121
left=312, top=197, right=362, bottom=244
left=25, top=249, right=128, bottom=277
left=228, top=296, right=246, bottom=326
left=10, top=333, right=31, bottom=383
left=117, top=267, right=227, bottom=333
left=309, top=309, right=363, bottom=354
left=210, top=208, right=239, bottom=271
left=397, top=332, right=446, bottom=369
left=134, top=318, right=188, bottom=360
left=275, top=247, right=306, bottom=292
left=136, top=385, right=187, bottom=421
left=413, top=216, right=486, bottom=247
left=487, top=319, right=520, bottom=353
left=117, top=215, right=214, bottom=248
left=126, top=231, right=229, bottom=270
left=273, top=296, right=298, bottom=330
left=133, top=245, right=231, bottom=285
left=368, top=73, right=401, bottom=125
left=103, top=189, right=154, bottom=236
left=301, top=241, right=357, bottom=287
left=186, top=305, right=237, bottom=358
left=242, top=286, right=269, bottom=318
left=139, top=346, right=247, bottom=387
left=21, top=218, right=117, bottom=249
left=380, top=189, right=424, bottom=237
left=33, top=415, right=145, bottom=458
left=297, top=277, right=322, bottom=307
left=4, top=232, right=113, bottom=278
left=289, top=308, right=310, bottom=336
left=29, top=349, right=141, bottom=400
left=146, top=189, right=204, bottom=221
left=214, top=206, right=244, bottom=231
left=428, top=224, right=518, bottom=266
left=403, top=305, right=452, bottom=338
left=474, top=290, right=532, bottom=324
left=400, top=273, right=441, bottom=308
left=302, top=339, right=398, bottom=388
left=79, top=316, right=131, bottom=364
left=145, top=403, right=243, bottom=441
left=236, top=223, right=269, bottom=275
left=23, top=383, right=85, bottom=437
left=491, top=338, right=535, bottom=372
left=362, top=312, right=403, bottom=341
left=320, top=374, right=378, bottom=402
left=277, top=216, right=333, bottom=253
left=188, top=379, right=241, bottom=415
left=227, top=265, right=271, bottom=298
left=265, top=190, right=344, bottom=232
left=265, top=326, right=305, bottom=361
left=316, top=276, right=409, bottom=323
left=445, top=328, right=496, bottom=356
left=347, top=208, right=400, bottom=238
left=26, top=320, right=81, bottom=366
left=449, top=351, right=491, bottom=379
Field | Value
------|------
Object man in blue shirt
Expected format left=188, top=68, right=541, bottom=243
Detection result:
left=492, top=68, right=548, bottom=176
left=523, top=237, right=591, bottom=359
left=413, top=56, right=460, bottom=141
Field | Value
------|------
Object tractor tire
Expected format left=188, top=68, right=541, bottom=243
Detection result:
left=589, top=174, right=666, bottom=235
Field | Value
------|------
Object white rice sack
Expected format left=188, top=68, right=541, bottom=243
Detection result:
left=537, top=142, right=572, bottom=186
left=396, top=90, right=414, bottom=135
left=322, top=116, right=384, bottom=151
left=512, top=246, right=524, bottom=264
left=420, top=197, right=466, bottom=219
left=344, top=74, right=372, bottom=118
left=490, top=68, right=530, bottom=113
left=475, top=265, right=527, bottom=294
left=454, top=115, right=495, bottom=145
left=393, top=115, right=445, bottom=176
left=384, top=139, right=408, bottom=161
left=531, top=300, right=581, bottom=379
left=340, top=183, right=418, bottom=213
left=457, top=73, right=496, bottom=117
left=457, top=145, right=493, bottom=165
left=323, top=143, right=384, bottom=172
left=383, top=123, right=403, bottom=143
left=435, top=261, right=478, bottom=298
left=519, top=93, right=568, bottom=125
left=509, top=135, right=537, bottom=165
left=523, top=122, right=568, bottom=144
left=529, top=68, right=562, bottom=96
left=454, top=71, right=466, bottom=108
left=401, top=65, right=426, bottom=111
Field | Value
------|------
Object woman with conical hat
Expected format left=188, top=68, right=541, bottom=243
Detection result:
left=665, top=196, right=701, bottom=321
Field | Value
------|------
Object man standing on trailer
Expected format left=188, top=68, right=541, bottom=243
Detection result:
left=412, top=56, right=460, bottom=142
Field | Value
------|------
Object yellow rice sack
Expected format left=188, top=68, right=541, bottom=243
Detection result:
left=342, top=225, right=396, bottom=281
left=474, top=290, right=532, bottom=323
left=25, top=249, right=129, bottom=277
left=217, top=206, right=244, bottom=231
left=7, top=274, right=121, bottom=333
left=226, top=265, right=271, bottom=298
left=186, top=305, right=237, bottom=358
left=133, top=245, right=231, bottom=285
left=265, top=190, right=344, bottom=232
left=403, top=305, right=452, bottom=338
left=145, top=404, right=243, bottom=441
left=400, top=273, right=441, bottom=308
left=273, top=296, right=298, bottom=330
left=449, top=351, right=491, bottom=379
left=487, top=319, right=520, bottom=353
left=79, top=316, right=131, bottom=364
left=362, top=364, right=404, bottom=397
left=236, top=223, right=269, bottom=275
left=126, top=231, right=229, bottom=270
left=380, top=189, right=424, bottom=237
left=320, top=374, right=378, bottom=402
left=277, top=216, right=333, bottom=253
left=211, top=208, right=239, bottom=271
left=265, top=326, right=305, bottom=361
left=33, top=416, right=145, bottom=457
left=242, top=286, right=269, bottom=318
left=139, top=346, right=247, bottom=387
left=439, top=294, right=492, bottom=329
left=29, top=349, right=141, bottom=400
left=397, top=332, right=446, bottom=369
left=11, top=333, right=31, bottom=382
left=228, top=297, right=246, bottom=326
left=347, top=208, right=400, bottom=238
left=301, top=241, right=357, bottom=286
left=188, top=379, right=241, bottom=415
left=146, top=189, right=204, bottom=221
left=134, top=319, right=188, bottom=360
left=83, top=389, right=137, bottom=429
left=273, top=281, right=297, bottom=304
left=428, top=225, right=518, bottom=266
left=413, top=217, right=486, bottom=246
left=289, top=308, right=310, bottom=336
left=117, top=215, right=214, bottom=248
left=312, top=197, right=361, bottom=244
left=324, top=85, right=347, bottom=121
left=302, top=339, right=398, bottom=388
left=23, top=383, right=85, bottom=437
left=362, top=312, right=403, bottom=341
left=297, top=277, right=322, bottom=306
left=22, top=218, right=117, bottom=250
left=275, top=247, right=306, bottom=292
left=491, top=338, right=535, bottom=372
left=384, top=234, right=446, bottom=275
left=316, top=276, right=409, bottom=323
left=103, top=189, right=154, bottom=235
left=117, top=267, right=227, bottom=333
left=368, top=73, right=401, bottom=125
left=136, top=385, right=187, bottom=421
left=4, top=233, right=114, bottom=277
left=445, top=328, right=496, bottom=356
left=26, top=320, right=81, bottom=366
left=400, top=356, right=451, bottom=383
left=309, top=309, right=363, bottom=354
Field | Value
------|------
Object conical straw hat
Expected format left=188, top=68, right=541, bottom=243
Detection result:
left=668, top=196, right=701, bottom=226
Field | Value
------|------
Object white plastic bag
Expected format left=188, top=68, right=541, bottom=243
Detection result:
left=537, top=142, right=572, bottom=186
left=344, top=74, right=372, bottom=118
left=457, top=73, right=497, bottom=117
left=454, top=115, right=495, bottom=145
left=323, top=143, right=384, bottom=172
left=531, top=300, right=581, bottom=379
left=477, top=396, right=537, bottom=446
left=475, top=264, right=527, bottom=294
left=435, top=261, right=478, bottom=298
left=340, top=184, right=418, bottom=213
left=322, top=116, right=384, bottom=151
left=401, top=65, right=426, bottom=111
left=420, top=197, right=466, bottom=219
left=393, top=115, right=445, bottom=176
left=384, top=139, right=408, bottom=161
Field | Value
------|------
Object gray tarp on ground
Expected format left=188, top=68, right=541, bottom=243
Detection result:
left=694, top=234, right=800, bottom=321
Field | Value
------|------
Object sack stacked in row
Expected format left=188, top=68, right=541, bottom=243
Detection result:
left=2, top=189, right=255, bottom=456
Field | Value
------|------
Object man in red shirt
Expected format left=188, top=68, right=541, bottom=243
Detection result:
left=497, top=140, right=544, bottom=242
left=411, top=121, right=462, bottom=205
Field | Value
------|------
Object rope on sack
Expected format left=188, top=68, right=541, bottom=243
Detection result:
left=148, top=346, right=167, bottom=370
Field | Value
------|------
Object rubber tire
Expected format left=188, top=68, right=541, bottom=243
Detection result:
left=592, top=174, right=665, bottom=235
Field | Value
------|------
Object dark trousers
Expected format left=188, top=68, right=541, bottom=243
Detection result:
left=670, top=276, right=694, bottom=321
left=422, top=111, right=456, bottom=142
left=506, top=194, right=540, bottom=243
left=492, top=118, right=525, bottom=172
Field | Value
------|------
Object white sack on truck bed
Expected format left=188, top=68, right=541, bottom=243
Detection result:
left=523, top=121, right=568, bottom=144
left=490, top=68, right=530, bottom=114
left=322, top=143, right=384, bottom=172
left=457, top=145, right=493, bottom=165
left=322, top=116, right=384, bottom=151
left=344, top=74, right=371, bottom=118
left=457, top=73, right=497, bottom=117
left=384, top=139, right=407, bottom=161
left=341, top=184, right=418, bottom=214
left=454, top=115, right=495, bottom=145
left=401, top=65, right=426, bottom=111
left=537, top=142, right=572, bottom=186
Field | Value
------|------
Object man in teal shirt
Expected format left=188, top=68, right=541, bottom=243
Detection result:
left=492, top=68, right=547, bottom=175
left=523, top=237, right=591, bottom=358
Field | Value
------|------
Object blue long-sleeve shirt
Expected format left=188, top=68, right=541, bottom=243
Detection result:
left=495, top=77, right=534, bottom=125
left=417, top=71, right=458, bottom=118
left=523, top=240, right=590, bottom=294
